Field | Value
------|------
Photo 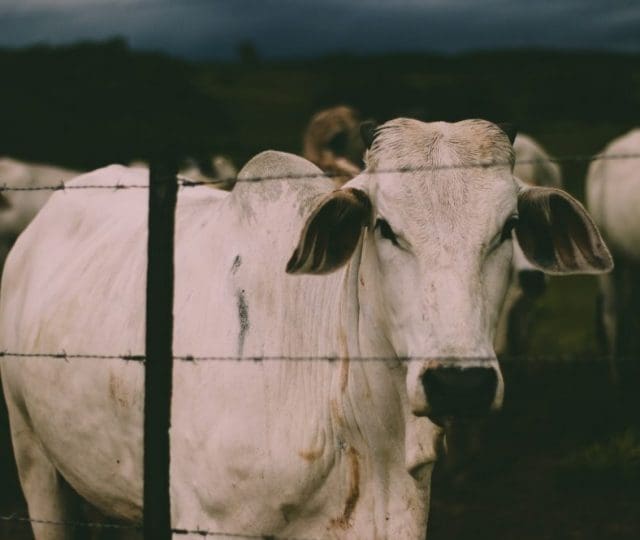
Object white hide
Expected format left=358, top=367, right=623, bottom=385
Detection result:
left=513, top=134, right=562, bottom=189
left=585, top=129, right=640, bottom=362
left=586, top=128, right=640, bottom=264
left=0, top=120, right=545, bottom=539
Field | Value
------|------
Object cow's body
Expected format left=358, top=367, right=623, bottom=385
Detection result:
left=1, top=119, right=611, bottom=540
left=586, top=128, right=640, bottom=367
left=1, top=158, right=436, bottom=539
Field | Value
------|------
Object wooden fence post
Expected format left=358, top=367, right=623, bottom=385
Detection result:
left=144, top=159, right=178, bottom=540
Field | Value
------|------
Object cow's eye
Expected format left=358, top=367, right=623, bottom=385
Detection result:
left=500, top=215, right=519, bottom=243
left=375, top=218, right=400, bottom=246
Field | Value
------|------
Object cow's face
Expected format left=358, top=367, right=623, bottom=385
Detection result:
left=288, top=119, right=613, bottom=425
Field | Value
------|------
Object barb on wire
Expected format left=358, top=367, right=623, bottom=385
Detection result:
left=1, top=152, right=640, bottom=192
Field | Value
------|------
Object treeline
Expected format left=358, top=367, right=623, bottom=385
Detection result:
left=2, top=39, right=639, bottom=185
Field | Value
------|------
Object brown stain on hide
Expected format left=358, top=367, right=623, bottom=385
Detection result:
left=331, top=445, right=361, bottom=529
left=298, top=448, right=324, bottom=462
left=108, top=372, right=129, bottom=408
left=340, top=358, right=350, bottom=394
left=330, top=399, right=345, bottom=428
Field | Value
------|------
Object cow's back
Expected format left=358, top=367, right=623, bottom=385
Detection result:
left=586, top=129, right=640, bottom=262
left=0, top=158, right=79, bottom=241
left=513, top=134, right=562, bottom=188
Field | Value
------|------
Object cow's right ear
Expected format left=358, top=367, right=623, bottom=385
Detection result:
left=287, top=188, right=372, bottom=274
left=515, top=186, right=613, bottom=274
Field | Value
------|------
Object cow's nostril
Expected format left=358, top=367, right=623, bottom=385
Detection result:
left=518, top=270, right=546, bottom=297
left=422, top=367, right=498, bottom=425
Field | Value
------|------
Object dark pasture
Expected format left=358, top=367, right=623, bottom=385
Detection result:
left=1, top=41, right=639, bottom=539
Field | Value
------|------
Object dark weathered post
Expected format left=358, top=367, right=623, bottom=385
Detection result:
left=144, top=159, right=178, bottom=540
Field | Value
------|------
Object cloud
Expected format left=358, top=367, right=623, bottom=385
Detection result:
left=0, top=0, right=638, bottom=59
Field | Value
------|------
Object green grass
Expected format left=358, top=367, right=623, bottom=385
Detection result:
left=557, top=429, right=640, bottom=489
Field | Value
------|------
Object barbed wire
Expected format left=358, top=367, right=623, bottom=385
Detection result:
left=0, top=513, right=315, bottom=539
left=1, top=152, right=640, bottom=193
left=0, top=351, right=635, bottom=363
left=0, top=513, right=137, bottom=531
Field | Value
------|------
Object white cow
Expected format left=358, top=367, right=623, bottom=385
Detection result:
left=1, top=119, right=611, bottom=540
left=586, top=128, right=640, bottom=373
left=494, top=134, right=564, bottom=355
left=0, top=158, right=80, bottom=275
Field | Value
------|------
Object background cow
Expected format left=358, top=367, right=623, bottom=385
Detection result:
left=129, top=155, right=238, bottom=191
left=1, top=119, right=611, bottom=539
left=586, top=128, right=640, bottom=379
left=302, top=105, right=366, bottom=185
left=0, top=158, right=80, bottom=276
left=178, top=155, right=238, bottom=190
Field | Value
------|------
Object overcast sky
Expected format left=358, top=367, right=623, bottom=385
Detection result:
left=1, top=0, right=639, bottom=60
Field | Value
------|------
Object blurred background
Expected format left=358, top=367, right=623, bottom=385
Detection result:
left=1, top=1, right=639, bottom=539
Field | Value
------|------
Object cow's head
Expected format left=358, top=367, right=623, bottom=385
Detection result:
left=288, top=118, right=612, bottom=425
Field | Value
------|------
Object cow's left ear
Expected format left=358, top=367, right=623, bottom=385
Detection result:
left=287, top=188, right=372, bottom=274
left=515, top=187, right=613, bottom=274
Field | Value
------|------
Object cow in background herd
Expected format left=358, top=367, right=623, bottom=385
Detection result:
left=586, top=128, right=640, bottom=380
left=303, top=107, right=564, bottom=356
left=0, top=158, right=81, bottom=276
left=303, top=105, right=366, bottom=185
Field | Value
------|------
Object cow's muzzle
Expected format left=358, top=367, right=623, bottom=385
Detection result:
left=422, top=366, right=498, bottom=426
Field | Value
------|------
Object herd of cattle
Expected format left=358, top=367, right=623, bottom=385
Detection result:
left=0, top=108, right=637, bottom=539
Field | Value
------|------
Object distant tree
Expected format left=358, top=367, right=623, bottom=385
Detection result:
left=236, top=40, right=260, bottom=65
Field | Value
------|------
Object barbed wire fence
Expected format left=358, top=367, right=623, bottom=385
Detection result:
left=1, top=152, right=640, bottom=192
left=0, top=150, right=638, bottom=539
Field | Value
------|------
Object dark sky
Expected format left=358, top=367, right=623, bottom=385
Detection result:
left=1, top=0, right=639, bottom=60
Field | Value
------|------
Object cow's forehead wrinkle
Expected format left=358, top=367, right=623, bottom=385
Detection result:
left=368, top=118, right=515, bottom=172
left=362, top=118, right=516, bottom=237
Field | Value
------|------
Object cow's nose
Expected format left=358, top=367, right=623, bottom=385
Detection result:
left=422, top=367, right=498, bottom=425
left=518, top=269, right=546, bottom=297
